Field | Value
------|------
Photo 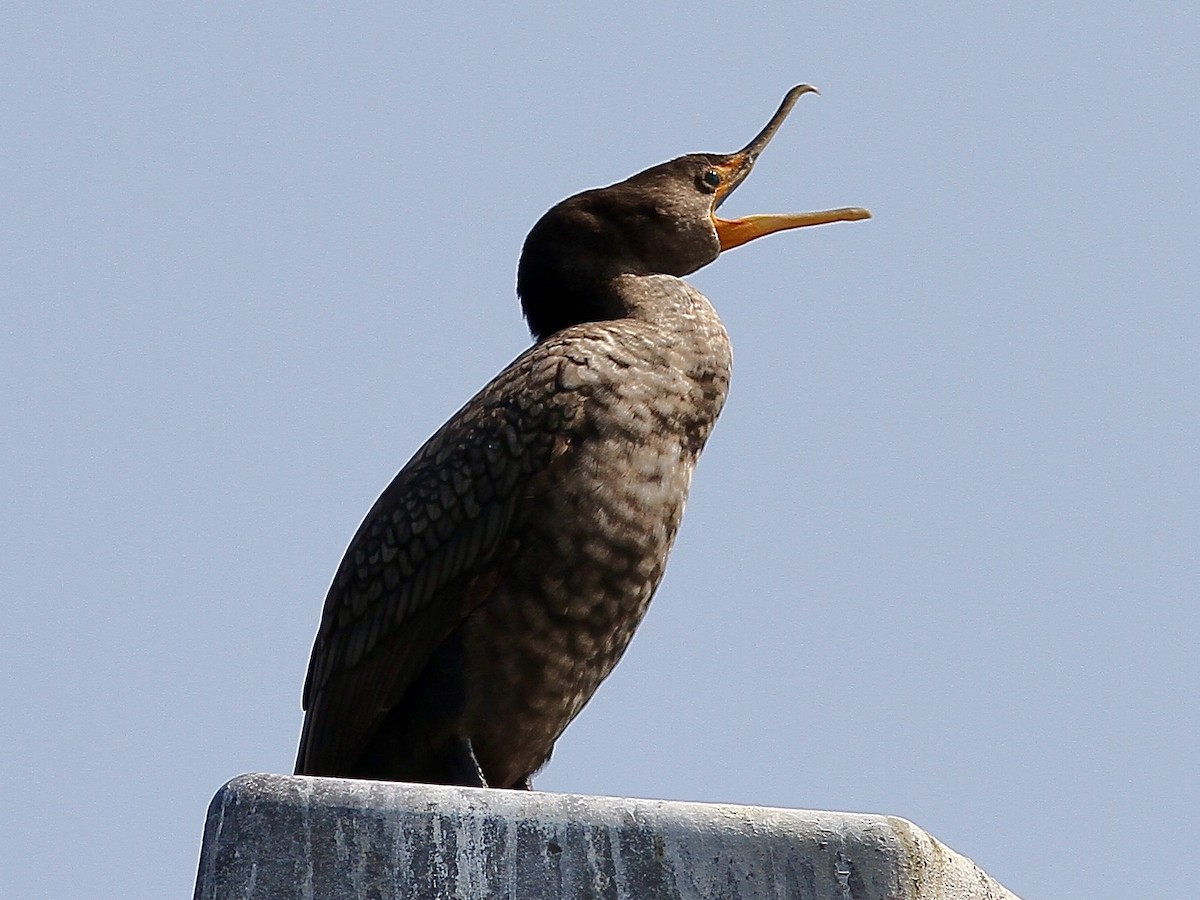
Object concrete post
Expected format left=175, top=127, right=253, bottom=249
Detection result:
left=193, top=773, right=1019, bottom=899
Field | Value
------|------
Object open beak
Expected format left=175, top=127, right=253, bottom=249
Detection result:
left=710, top=85, right=871, bottom=251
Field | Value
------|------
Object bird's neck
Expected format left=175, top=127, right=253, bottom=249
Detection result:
left=522, top=270, right=729, bottom=390
left=520, top=265, right=665, bottom=342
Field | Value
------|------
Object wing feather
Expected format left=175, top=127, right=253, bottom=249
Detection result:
left=295, top=346, right=578, bottom=774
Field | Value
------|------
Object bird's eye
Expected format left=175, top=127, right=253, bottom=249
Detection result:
left=701, top=169, right=722, bottom=189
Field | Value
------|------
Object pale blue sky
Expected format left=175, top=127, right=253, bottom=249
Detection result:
left=3, top=4, right=1197, bottom=898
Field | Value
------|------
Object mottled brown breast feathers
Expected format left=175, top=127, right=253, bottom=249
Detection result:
left=297, top=284, right=732, bottom=779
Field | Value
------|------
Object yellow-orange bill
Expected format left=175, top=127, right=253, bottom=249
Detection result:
left=715, top=207, right=872, bottom=251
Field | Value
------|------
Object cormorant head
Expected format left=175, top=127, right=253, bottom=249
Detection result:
left=517, top=85, right=871, bottom=341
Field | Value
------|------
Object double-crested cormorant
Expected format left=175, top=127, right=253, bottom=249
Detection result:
left=296, top=85, right=869, bottom=788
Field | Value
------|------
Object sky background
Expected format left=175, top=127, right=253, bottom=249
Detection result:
left=2, top=3, right=1196, bottom=898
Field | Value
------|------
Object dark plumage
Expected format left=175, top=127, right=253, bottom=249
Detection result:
left=296, top=86, right=869, bottom=788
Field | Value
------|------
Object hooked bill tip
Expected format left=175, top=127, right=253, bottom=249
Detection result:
left=739, top=84, right=822, bottom=159
left=786, top=84, right=820, bottom=101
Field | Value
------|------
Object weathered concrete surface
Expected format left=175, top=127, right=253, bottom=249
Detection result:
left=194, top=773, right=1020, bottom=900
